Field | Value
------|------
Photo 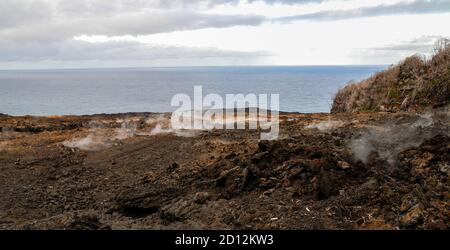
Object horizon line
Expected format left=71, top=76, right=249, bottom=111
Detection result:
left=0, top=64, right=389, bottom=72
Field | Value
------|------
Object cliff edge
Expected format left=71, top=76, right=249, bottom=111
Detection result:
left=332, top=39, right=450, bottom=113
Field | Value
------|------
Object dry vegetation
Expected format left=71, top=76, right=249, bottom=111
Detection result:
left=332, top=38, right=450, bottom=113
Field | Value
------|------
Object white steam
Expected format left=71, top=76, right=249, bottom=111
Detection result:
left=144, top=113, right=198, bottom=137
left=349, top=111, right=448, bottom=165
left=0, top=127, right=15, bottom=141
left=62, top=134, right=112, bottom=151
left=62, top=114, right=198, bottom=151
left=62, top=121, right=113, bottom=151
left=306, top=120, right=344, bottom=131
left=149, top=123, right=198, bottom=137
left=114, top=119, right=137, bottom=140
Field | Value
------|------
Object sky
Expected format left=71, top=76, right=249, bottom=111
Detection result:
left=1, top=0, right=450, bottom=69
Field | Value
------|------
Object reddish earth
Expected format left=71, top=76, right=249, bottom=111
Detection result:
left=0, top=110, right=448, bottom=229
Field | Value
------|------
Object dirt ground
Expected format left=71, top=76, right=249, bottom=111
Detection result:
left=0, top=110, right=448, bottom=230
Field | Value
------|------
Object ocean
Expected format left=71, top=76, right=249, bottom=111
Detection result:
left=0, top=66, right=385, bottom=116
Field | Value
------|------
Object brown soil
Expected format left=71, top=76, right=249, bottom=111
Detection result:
left=0, top=111, right=448, bottom=230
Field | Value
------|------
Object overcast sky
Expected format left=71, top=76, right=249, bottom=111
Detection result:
left=1, top=0, right=450, bottom=69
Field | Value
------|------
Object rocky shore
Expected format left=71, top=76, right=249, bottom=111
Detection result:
left=0, top=109, right=448, bottom=229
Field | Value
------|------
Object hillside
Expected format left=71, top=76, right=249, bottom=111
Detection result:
left=332, top=39, right=450, bottom=113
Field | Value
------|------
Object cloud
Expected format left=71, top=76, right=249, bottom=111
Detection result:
left=3, top=1, right=448, bottom=43
left=248, top=0, right=329, bottom=4
left=277, top=0, right=450, bottom=22
left=1, top=0, right=449, bottom=66
left=372, top=36, right=442, bottom=53
left=3, top=1, right=449, bottom=41
left=0, top=3, right=266, bottom=42
left=0, top=38, right=270, bottom=62
left=0, top=0, right=272, bottom=65
left=0, top=0, right=52, bottom=29
left=0, top=0, right=323, bottom=29
left=350, top=36, right=443, bottom=64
